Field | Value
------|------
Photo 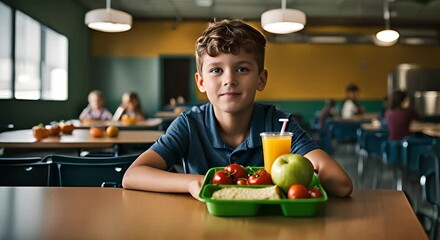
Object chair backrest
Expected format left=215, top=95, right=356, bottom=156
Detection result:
left=47, top=154, right=139, bottom=187
left=357, top=129, right=389, bottom=157
left=401, top=136, right=437, bottom=173
left=328, top=120, right=369, bottom=143
left=381, top=140, right=402, bottom=165
left=420, top=142, right=440, bottom=206
left=419, top=143, right=440, bottom=240
left=0, top=157, right=51, bottom=186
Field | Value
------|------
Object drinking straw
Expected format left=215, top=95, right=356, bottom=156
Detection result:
left=279, top=118, right=289, bottom=134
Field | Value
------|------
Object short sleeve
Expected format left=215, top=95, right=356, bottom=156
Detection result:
left=149, top=115, right=189, bottom=170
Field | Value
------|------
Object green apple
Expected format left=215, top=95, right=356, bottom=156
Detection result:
left=271, top=153, right=314, bottom=193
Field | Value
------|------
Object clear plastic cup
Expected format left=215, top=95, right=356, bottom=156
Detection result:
left=260, top=132, right=293, bottom=174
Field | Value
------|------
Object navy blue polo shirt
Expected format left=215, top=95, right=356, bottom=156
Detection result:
left=150, top=103, right=319, bottom=175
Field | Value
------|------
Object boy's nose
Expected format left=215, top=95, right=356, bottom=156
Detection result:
left=222, top=71, right=237, bottom=86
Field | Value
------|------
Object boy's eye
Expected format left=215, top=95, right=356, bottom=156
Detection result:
left=237, top=67, right=250, bottom=73
left=209, top=68, right=223, bottom=74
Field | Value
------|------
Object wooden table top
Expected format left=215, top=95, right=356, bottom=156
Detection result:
left=0, top=187, right=427, bottom=240
left=333, top=113, right=379, bottom=123
left=361, top=121, right=440, bottom=134
left=0, top=129, right=163, bottom=148
left=74, top=118, right=163, bottom=129
left=423, top=127, right=440, bottom=137
left=154, top=111, right=180, bottom=119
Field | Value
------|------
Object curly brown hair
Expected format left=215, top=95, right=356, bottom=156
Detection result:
left=195, top=19, right=266, bottom=75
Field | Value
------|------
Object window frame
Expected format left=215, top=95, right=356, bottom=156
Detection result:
left=0, top=2, right=69, bottom=101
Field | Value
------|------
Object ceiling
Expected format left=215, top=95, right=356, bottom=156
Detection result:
left=76, top=0, right=440, bottom=28
left=76, top=0, right=440, bottom=45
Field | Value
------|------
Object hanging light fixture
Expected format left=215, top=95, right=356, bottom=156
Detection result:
left=85, top=0, right=132, bottom=33
left=375, top=0, right=399, bottom=45
left=261, top=0, right=306, bottom=34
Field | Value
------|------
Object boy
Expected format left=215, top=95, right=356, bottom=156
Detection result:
left=122, top=19, right=353, bottom=198
left=79, top=90, right=113, bottom=121
left=341, top=83, right=365, bottom=118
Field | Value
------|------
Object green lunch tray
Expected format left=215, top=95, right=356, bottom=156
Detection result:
left=199, top=167, right=328, bottom=217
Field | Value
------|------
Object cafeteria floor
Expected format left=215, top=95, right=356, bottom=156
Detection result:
left=331, top=141, right=437, bottom=239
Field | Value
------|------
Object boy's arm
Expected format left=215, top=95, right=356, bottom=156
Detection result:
left=122, top=150, right=204, bottom=199
left=304, top=149, right=353, bottom=197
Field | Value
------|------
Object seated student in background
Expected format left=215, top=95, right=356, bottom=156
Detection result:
left=113, top=92, right=146, bottom=121
left=122, top=19, right=353, bottom=199
left=79, top=90, right=113, bottom=121
left=341, top=83, right=365, bottom=118
left=385, top=90, right=419, bottom=140
left=319, top=99, right=336, bottom=129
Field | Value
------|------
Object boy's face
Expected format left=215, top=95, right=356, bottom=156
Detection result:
left=347, top=90, right=359, bottom=100
left=89, top=93, right=103, bottom=109
left=195, top=49, right=267, bottom=114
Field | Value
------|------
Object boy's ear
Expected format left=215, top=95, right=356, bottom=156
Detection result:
left=257, top=70, right=268, bottom=91
left=195, top=72, right=206, bottom=93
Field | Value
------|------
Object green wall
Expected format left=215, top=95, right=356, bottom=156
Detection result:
left=92, top=57, right=161, bottom=117
left=0, top=0, right=91, bottom=129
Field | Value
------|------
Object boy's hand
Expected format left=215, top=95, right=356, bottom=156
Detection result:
left=188, top=179, right=203, bottom=201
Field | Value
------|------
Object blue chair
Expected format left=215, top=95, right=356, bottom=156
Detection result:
left=401, top=136, right=437, bottom=174
left=357, top=128, right=389, bottom=188
left=326, top=119, right=371, bottom=155
left=399, top=136, right=437, bottom=213
left=381, top=140, right=404, bottom=190
left=46, top=154, right=139, bottom=187
left=0, top=157, right=52, bottom=186
left=319, top=129, right=332, bottom=153
left=328, top=120, right=364, bottom=143
left=419, top=142, right=440, bottom=240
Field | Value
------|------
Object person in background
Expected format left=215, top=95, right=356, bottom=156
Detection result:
left=79, top=90, right=113, bottom=121
left=319, top=99, right=336, bottom=129
left=165, top=98, right=177, bottom=110
left=385, top=90, right=419, bottom=140
left=112, top=92, right=146, bottom=121
left=122, top=19, right=353, bottom=199
left=341, top=83, right=365, bottom=118
left=379, top=95, right=389, bottom=127
left=176, top=96, right=186, bottom=105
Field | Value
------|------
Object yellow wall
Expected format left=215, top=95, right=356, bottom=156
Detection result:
left=92, top=20, right=440, bottom=101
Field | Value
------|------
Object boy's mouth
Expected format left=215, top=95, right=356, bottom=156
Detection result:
left=219, top=92, right=241, bottom=97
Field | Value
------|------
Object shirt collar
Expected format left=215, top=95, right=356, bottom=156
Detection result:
left=204, top=103, right=264, bottom=149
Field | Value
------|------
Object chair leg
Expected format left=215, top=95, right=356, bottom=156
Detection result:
left=358, top=154, right=365, bottom=188
left=429, top=205, right=438, bottom=240
left=395, top=167, right=403, bottom=191
left=373, top=158, right=382, bottom=189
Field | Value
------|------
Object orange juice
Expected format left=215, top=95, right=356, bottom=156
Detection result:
left=260, top=132, right=293, bottom=174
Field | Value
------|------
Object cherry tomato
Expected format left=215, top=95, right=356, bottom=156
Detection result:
left=308, top=187, right=323, bottom=198
left=247, top=169, right=273, bottom=185
left=236, top=178, right=248, bottom=185
left=224, top=164, right=248, bottom=182
left=212, top=170, right=234, bottom=184
left=287, top=184, right=310, bottom=199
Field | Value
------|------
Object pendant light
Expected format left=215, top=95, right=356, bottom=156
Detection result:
left=85, top=0, right=132, bottom=33
left=261, top=0, right=306, bottom=34
left=375, top=0, right=399, bottom=45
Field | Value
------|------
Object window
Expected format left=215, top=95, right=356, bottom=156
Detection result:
left=0, top=3, right=68, bottom=101
left=15, top=11, right=41, bottom=100
left=0, top=2, right=12, bottom=99
left=42, top=28, right=68, bottom=100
